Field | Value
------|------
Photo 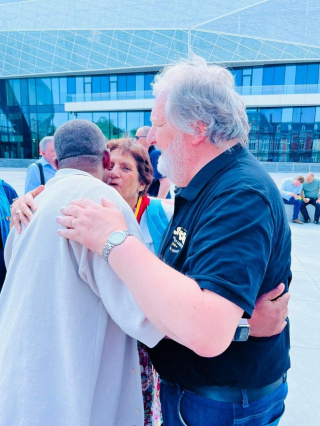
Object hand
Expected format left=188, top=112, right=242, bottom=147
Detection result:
left=10, top=185, right=44, bottom=234
left=56, top=197, right=128, bottom=255
left=248, top=283, right=290, bottom=337
left=303, top=198, right=310, bottom=203
left=293, top=194, right=300, bottom=200
left=317, top=199, right=320, bottom=204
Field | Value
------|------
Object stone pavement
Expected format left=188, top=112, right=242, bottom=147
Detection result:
left=0, top=167, right=319, bottom=425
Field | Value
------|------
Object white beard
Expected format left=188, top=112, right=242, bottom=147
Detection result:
left=157, top=133, right=194, bottom=187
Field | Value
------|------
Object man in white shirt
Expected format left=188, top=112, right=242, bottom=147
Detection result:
left=0, top=120, right=163, bottom=425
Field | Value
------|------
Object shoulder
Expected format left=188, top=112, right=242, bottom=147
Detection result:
left=1, top=180, right=18, bottom=202
left=26, top=162, right=39, bottom=173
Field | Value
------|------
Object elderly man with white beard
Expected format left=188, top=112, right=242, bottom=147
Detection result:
left=57, top=57, right=291, bottom=426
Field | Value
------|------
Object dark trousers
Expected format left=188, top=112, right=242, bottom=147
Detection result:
left=283, top=197, right=301, bottom=220
left=300, top=198, right=320, bottom=221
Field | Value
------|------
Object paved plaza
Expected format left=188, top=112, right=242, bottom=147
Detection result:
left=0, top=168, right=319, bottom=425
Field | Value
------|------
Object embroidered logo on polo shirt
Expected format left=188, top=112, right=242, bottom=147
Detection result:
left=169, top=226, right=187, bottom=253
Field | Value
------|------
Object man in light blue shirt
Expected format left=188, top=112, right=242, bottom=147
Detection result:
left=24, top=136, right=57, bottom=193
left=300, top=173, right=320, bottom=224
left=280, top=175, right=304, bottom=224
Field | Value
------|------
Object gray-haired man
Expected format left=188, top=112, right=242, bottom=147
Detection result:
left=57, top=58, right=292, bottom=425
left=0, top=120, right=163, bottom=425
left=25, top=136, right=57, bottom=193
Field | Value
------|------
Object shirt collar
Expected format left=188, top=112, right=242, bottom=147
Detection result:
left=40, top=156, right=55, bottom=170
left=148, top=145, right=155, bottom=154
left=55, top=168, right=93, bottom=179
left=40, top=156, right=50, bottom=166
left=178, top=144, right=246, bottom=201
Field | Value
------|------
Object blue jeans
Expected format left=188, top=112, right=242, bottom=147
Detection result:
left=160, top=378, right=288, bottom=426
left=283, top=197, right=301, bottom=220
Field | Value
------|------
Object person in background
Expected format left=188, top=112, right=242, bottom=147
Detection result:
left=280, top=175, right=305, bottom=224
left=300, top=173, right=320, bottom=224
left=0, top=179, right=17, bottom=291
left=24, top=136, right=57, bottom=193
left=135, top=126, right=171, bottom=199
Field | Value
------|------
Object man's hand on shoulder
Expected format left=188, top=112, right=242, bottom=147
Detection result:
left=248, top=283, right=290, bottom=337
left=10, top=185, right=44, bottom=233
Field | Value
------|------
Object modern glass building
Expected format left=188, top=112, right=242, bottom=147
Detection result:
left=1, top=0, right=320, bottom=162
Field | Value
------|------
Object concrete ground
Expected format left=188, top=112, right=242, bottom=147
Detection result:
left=0, top=168, right=319, bottom=425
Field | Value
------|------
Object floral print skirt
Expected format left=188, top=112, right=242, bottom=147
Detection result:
left=138, top=342, right=162, bottom=426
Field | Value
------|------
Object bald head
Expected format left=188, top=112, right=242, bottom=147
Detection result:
left=306, top=173, right=314, bottom=183
left=135, top=126, right=151, bottom=150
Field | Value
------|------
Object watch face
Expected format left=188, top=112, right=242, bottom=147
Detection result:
left=109, top=231, right=126, bottom=245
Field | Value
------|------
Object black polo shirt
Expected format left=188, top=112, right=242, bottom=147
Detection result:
left=148, top=144, right=291, bottom=388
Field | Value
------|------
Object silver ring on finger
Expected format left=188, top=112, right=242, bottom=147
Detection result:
left=16, top=210, right=22, bottom=215
left=71, top=218, right=76, bottom=229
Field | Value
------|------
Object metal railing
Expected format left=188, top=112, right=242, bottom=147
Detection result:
left=66, top=90, right=154, bottom=103
left=236, top=84, right=320, bottom=96
left=65, top=84, right=320, bottom=103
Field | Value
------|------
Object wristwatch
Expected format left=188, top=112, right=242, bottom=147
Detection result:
left=233, top=318, right=250, bottom=342
left=102, top=230, right=132, bottom=263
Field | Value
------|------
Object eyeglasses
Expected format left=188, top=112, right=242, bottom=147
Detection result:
left=135, top=135, right=147, bottom=140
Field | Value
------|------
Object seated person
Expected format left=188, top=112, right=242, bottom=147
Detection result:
left=280, top=175, right=304, bottom=224
left=300, top=173, right=320, bottom=224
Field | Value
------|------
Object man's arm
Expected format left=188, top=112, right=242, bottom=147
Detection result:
left=279, top=180, right=296, bottom=200
left=57, top=191, right=280, bottom=356
left=157, top=177, right=171, bottom=199
left=106, top=236, right=243, bottom=357
left=57, top=199, right=243, bottom=357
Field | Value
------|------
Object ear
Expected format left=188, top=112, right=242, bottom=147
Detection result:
left=190, top=121, right=207, bottom=146
left=138, top=181, right=146, bottom=194
left=54, top=157, right=59, bottom=170
left=102, top=150, right=110, bottom=170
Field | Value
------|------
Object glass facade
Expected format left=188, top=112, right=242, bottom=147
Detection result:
left=1, top=64, right=320, bottom=162
left=247, top=107, right=320, bottom=163
left=0, top=72, right=155, bottom=158
left=232, top=63, right=320, bottom=95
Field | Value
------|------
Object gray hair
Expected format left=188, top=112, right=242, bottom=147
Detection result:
left=54, top=120, right=106, bottom=164
left=152, top=56, right=250, bottom=147
left=39, top=136, right=54, bottom=153
left=136, top=126, right=151, bottom=137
